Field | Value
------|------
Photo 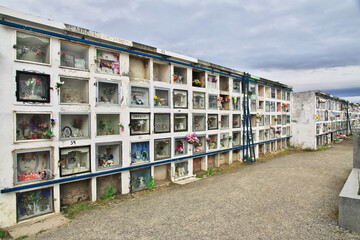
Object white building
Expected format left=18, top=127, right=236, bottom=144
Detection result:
left=291, top=90, right=358, bottom=149
left=0, top=7, right=293, bottom=227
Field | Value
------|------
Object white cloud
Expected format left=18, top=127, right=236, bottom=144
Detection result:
left=1, top=0, right=359, bottom=98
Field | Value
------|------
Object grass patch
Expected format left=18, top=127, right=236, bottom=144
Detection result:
left=15, top=235, right=28, bottom=240
left=302, top=148, right=317, bottom=152
left=62, top=202, right=92, bottom=219
left=0, top=229, right=11, bottom=239
left=317, top=147, right=326, bottom=151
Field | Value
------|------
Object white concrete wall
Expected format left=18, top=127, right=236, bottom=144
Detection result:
left=291, top=91, right=316, bottom=149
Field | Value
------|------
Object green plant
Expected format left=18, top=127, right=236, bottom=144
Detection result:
left=317, top=147, right=326, bottom=151
left=0, top=229, right=10, bottom=239
left=207, top=167, right=214, bottom=176
left=15, top=235, right=28, bottom=240
left=302, top=148, right=317, bottom=152
left=103, top=185, right=115, bottom=200
left=146, top=176, right=155, bottom=190
left=62, top=202, right=91, bottom=219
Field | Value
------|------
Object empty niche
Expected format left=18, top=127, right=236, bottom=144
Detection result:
left=96, top=174, right=121, bottom=200
left=60, top=180, right=90, bottom=207
left=258, top=85, right=265, bottom=97
left=258, top=100, right=264, bottom=110
left=207, top=154, right=217, bottom=169
left=192, top=70, right=205, bottom=88
left=154, top=164, right=171, bottom=185
left=173, top=66, right=187, bottom=84
left=129, top=55, right=150, bottom=80
left=193, top=156, right=206, bottom=174
left=16, top=187, right=53, bottom=221
left=220, top=76, right=229, bottom=92
left=232, top=150, right=241, bottom=162
left=16, top=32, right=50, bottom=64
left=153, top=61, right=170, bottom=83
left=60, top=41, right=88, bottom=70
left=219, top=152, right=229, bottom=166
left=60, top=77, right=89, bottom=104
left=259, top=144, right=265, bottom=157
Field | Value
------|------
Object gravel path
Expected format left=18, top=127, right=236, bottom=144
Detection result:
left=32, top=140, right=360, bottom=240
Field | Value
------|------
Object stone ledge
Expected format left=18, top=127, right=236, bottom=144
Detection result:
left=339, top=168, right=360, bottom=233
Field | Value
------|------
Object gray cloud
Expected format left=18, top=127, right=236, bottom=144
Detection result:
left=1, top=0, right=360, bottom=100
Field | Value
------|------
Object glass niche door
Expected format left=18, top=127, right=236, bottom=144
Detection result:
left=193, top=92, right=205, bottom=109
left=130, top=113, right=150, bottom=135
left=59, top=146, right=91, bottom=177
left=154, top=113, right=170, bottom=133
left=154, top=138, right=171, bottom=160
left=16, top=71, right=50, bottom=103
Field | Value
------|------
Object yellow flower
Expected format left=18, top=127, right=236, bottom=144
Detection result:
left=154, top=96, right=158, bottom=100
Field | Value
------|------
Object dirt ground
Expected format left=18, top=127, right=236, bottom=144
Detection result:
left=28, top=139, right=360, bottom=239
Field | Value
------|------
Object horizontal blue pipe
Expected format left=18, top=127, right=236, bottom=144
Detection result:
left=315, top=128, right=347, bottom=137
left=0, top=19, right=292, bottom=92
left=0, top=136, right=291, bottom=193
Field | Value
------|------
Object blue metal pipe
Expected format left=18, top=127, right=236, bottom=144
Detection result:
left=1, top=136, right=291, bottom=193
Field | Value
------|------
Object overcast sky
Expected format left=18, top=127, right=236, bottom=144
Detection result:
left=1, top=0, right=360, bottom=102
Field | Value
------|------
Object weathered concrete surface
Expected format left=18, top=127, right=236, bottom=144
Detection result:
left=291, top=91, right=316, bottom=149
left=28, top=140, right=360, bottom=239
left=6, top=213, right=69, bottom=239
left=339, top=168, right=360, bottom=233
left=354, top=130, right=360, bottom=168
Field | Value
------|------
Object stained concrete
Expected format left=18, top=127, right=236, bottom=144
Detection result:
left=354, top=130, right=360, bottom=168
left=339, top=168, right=360, bottom=233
